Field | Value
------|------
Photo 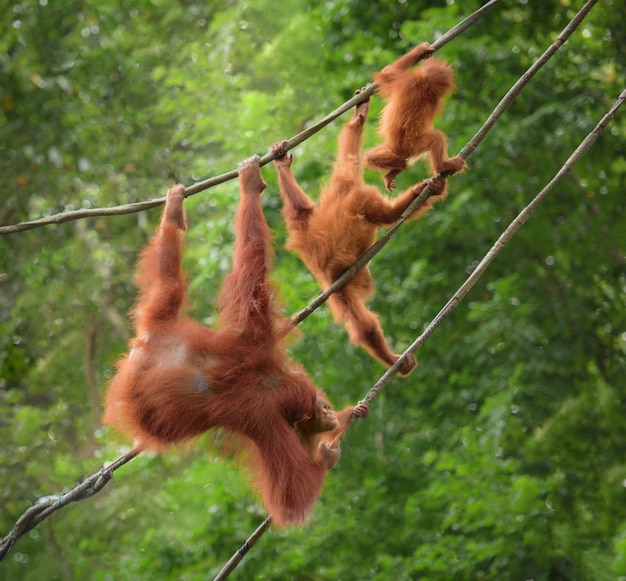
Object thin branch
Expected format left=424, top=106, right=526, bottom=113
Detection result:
left=0, top=0, right=502, bottom=236
left=362, top=87, right=626, bottom=405
left=292, top=0, right=598, bottom=326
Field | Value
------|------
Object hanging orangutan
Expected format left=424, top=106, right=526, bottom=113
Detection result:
left=104, top=156, right=368, bottom=526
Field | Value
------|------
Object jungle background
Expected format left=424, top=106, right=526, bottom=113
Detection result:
left=1, top=0, right=625, bottom=579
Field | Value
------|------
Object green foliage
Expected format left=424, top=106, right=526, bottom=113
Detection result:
left=1, top=0, right=625, bottom=579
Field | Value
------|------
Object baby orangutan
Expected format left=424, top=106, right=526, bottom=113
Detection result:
left=294, top=395, right=366, bottom=472
left=364, top=42, right=466, bottom=191
left=271, top=91, right=446, bottom=376
left=104, top=156, right=368, bottom=526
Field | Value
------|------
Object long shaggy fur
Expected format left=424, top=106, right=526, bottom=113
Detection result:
left=104, top=159, right=354, bottom=526
left=364, top=42, right=465, bottom=191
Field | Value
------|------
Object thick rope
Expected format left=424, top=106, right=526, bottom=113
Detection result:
left=0, top=447, right=140, bottom=560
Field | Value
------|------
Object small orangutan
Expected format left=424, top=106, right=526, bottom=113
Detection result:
left=103, top=156, right=368, bottom=526
left=364, top=42, right=466, bottom=191
left=271, top=91, right=446, bottom=376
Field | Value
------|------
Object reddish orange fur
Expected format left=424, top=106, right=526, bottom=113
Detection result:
left=364, top=42, right=466, bottom=191
left=271, top=94, right=447, bottom=376
left=104, top=157, right=365, bottom=526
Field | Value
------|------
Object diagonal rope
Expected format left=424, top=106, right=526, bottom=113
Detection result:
left=0, top=1, right=501, bottom=235
left=212, top=516, right=273, bottom=581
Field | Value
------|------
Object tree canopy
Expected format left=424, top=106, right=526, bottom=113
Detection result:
left=1, top=1, right=625, bottom=579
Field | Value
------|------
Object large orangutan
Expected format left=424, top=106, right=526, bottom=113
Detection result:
left=271, top=91, right=447, bottom=376
left=364, top=42, right=466, bottom=191
left=103, top=156, right=368, bottom=526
